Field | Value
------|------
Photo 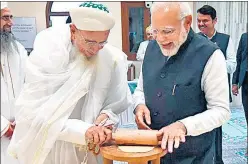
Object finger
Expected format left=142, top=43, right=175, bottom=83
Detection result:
left=167, top=136, right=174, bottom=153
left=180, top=135, right=186, bottom=143
left=85, top=127, right=94, bottom=140
left=144, top=110, right=151, bottom=125
left=93, top=131, right=100, bottom=144
left=104, top=128, right=112, bottom=143
left=87, top=132, right=94, bottom=143
left=137, top=112, right=145, bottom=124
left=135, top=116, right=139, bottom=125
left=161, top=133, right=168, bottom=150
left=137, top=113, right=151, bottom=130
left=174, top=137, right=180, bottom=149
left=98, top=128, right=106, bottom=145
left=156, top=131, right=163, bottom=141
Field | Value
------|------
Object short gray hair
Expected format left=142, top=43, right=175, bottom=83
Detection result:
left=150, top=2, right=192, bottom=20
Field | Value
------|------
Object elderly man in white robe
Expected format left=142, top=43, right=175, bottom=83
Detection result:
left=1, top=2, right=28, bottom=164
left=8, top=2, right=132, bottom=164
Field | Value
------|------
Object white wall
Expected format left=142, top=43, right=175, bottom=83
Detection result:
left=8, top=2, right=47, bottom=34
left=8, top=2, right=123, bottom=49
left=104, top=2, right=122, bottom=50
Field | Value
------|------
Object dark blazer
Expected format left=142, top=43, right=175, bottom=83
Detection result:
left=232, top=32, right=248, bottom=87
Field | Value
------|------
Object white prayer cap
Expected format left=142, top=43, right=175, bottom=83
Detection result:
left=69, top=2, right=115, bottom=31
left=1, top=1, right=8, bottom=10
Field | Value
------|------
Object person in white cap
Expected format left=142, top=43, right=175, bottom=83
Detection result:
left=8, top=2, right=132, bottom=164
left=1, top=1, right=27, bottom=164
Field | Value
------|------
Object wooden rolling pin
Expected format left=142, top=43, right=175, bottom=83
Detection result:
left=112, top=129, right=160, bottom=146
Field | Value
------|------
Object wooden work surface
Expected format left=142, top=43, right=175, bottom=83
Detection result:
left=100, top=145, right=167, bottom=164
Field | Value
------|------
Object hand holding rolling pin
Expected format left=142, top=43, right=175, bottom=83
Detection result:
left=85, top=125, right=112, bottom=146
left=85, top=114, right=113, bottom=146
left=135, top=104, right=152, bottom=130
left=157, top=122, right=187, bottom=153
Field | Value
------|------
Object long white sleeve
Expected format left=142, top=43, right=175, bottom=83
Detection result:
left=132, top=67, right=145, bottom=110
left=136, top=41, right=149, bottom=61
left=57, top=119, right=93, bottom=145
left=226, top=37, right=237, bottom=74
left=179, top=49, right=231, bottom=136
left=100, top=53, right=133, bottom=121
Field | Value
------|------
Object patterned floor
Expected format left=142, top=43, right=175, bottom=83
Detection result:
left=222, top=106, right=247, bottom=164
left=116, top=106, right=248, bottom=164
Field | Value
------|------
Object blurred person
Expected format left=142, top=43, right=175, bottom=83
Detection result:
left=232, top=32, right=248, bottom=123
left=1, top=1, right=28, bottom=164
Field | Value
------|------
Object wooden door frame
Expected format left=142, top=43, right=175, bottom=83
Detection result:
left=45, top=1, right=69, bottom=28
left=121, top=2, right=150, bottom=61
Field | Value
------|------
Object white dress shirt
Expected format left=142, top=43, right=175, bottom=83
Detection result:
left=136, top=40, right=149, bottom=61
left=133, top=49, right=231, bottom=136
left=208, top=30, right=236, bottom=74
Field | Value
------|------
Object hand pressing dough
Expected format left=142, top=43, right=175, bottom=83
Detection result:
left=118, top=146, right=154, bottom=153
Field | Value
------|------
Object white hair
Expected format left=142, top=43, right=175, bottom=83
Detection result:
left=150, top=2, right=192, bottom=20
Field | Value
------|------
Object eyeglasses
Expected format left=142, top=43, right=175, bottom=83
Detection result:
left=78, top=31, right=108, bottom=48
left=146, top=33, right=153, bottom=36
left=151, top=27, right=177, bottom=38
left=1, top=15, right=13, bottom=21
left=151, top=16, right=187, bottom=38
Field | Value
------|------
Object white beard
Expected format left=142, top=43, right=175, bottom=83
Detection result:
left=0, top=32, right=19, bottom=55
left=70, top=45, right=98, bottom=67
left=159, top=25, right=188, bottom=57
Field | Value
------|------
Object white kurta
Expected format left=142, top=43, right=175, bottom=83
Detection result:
left=1, top=41, right=27, bottom=164
left=8, top=24, right=132, bottom=164
left=136, top=40, right=149, bottom=61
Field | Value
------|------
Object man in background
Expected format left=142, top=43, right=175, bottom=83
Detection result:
left=232, top=32, right=248, bottom=123
left=197, top=5, right=236, bottom=164
left=1, top=2, right=28, bottom=164
left=136, top=25, right=154, bottom=61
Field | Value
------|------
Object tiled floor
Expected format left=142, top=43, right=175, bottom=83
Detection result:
left=222, top=106, right=247, bottom=164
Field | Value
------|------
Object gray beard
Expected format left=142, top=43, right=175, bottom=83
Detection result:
left=1, top=31, right=19, bottom=55
left=70, top=45, right=98, bottom=67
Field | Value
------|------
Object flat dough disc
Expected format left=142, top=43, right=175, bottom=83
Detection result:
left=118, top=146, right=154, bottom=153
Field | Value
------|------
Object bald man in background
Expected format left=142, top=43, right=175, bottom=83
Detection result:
left=136, top=25, right=154, bottom=61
